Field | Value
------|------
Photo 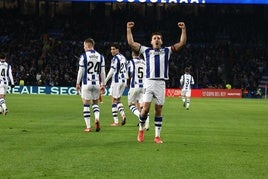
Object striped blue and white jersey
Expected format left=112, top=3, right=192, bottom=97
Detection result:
left=0, top=61, right=14, bottom=86
left=105, top=53, right=128, bottom=84
left=127, top=57, right=145, bottom=89
left=77, top=50, right=105, bottom=85
left=139, top=46, right=173, bottom=80
left=180, top=74, right=194, bottom=90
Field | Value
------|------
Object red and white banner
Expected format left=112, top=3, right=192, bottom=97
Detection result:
left=165, top=88, right=242, bottom=98
left=201, top=89, right=242, bottom=98
left=165, top=88, right=181, bottom=97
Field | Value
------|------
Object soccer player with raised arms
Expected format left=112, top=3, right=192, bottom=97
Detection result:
left=127, top=21, right=187, bottom=144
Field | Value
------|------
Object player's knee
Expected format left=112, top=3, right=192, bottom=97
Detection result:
left=139, top=113, right=148, bottom=122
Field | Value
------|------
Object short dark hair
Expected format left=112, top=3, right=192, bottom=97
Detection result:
left=0, top=53, right=6, bottom=60
left=111, top=44, right=120, bottom=50
left=131, top=49, right=139, bottom=56
left=151, top=32, right=162, bottom=39
left=185, top=67, right=190, bottom=73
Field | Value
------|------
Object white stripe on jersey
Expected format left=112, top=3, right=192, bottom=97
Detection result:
left=110, top=53, right=128, bottom=84
left=180, top=74, right=194, bottom=90
left=127, top=57, right=145, bottom=89
left=79, top=50, right=105, bottom=85
left=0, top=61, right=14, bottom=86
left=139, top=46, right=172, bottom=80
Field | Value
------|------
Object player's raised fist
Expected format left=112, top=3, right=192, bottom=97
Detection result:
left=178, top=22, right=186, bottom=29
left=127, top=22, right=135, bottom=28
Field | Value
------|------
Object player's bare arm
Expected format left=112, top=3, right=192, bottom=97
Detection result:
left=127, top=22, right=140, bottom=52
left=76, top=84, right=80, bottom=92
left=100, top=85, right=105, bottom=94
left=171, top=22, right=187, bottom=52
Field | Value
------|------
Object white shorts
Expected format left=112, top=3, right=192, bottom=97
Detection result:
left=143, top=79, right=165, bottom=105
left=181, top=89, right=191, bottom=97
left=128, top=88, right=144, bottom=104
left=81, top=84, right=100, bottom=100
left=0, top=85, right=7, bottom=95
left=110, top=83, right=126, bottom=99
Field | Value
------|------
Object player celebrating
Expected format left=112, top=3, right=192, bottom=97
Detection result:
left=180, top=67, right=195, bottom=110
left=105, top=44, right=128, bottom=126
left=127, top=51, right=149, bottom=130
left=76, top=38, right=106, bottom=132
left=127, top=21, right=187, bottom=144
left=0, top=53, right=15, bottom=115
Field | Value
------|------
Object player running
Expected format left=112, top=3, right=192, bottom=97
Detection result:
left=0, top=53, right=15, bottom=115
left=180, top=67, right=194, bottom=110
left=127, top=51, right=149, bottom=130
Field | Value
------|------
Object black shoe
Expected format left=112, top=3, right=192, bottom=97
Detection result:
left=3, top=108, right=8, bottom=115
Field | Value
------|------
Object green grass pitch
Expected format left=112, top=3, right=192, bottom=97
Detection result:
left=0, top=94, right=268, bottom=178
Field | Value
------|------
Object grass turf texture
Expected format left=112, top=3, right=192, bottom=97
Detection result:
left=0, top=94, right=267, bottom=178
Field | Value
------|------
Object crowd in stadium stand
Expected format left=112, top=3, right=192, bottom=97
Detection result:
left=0, top=5, right=267, bottom=96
